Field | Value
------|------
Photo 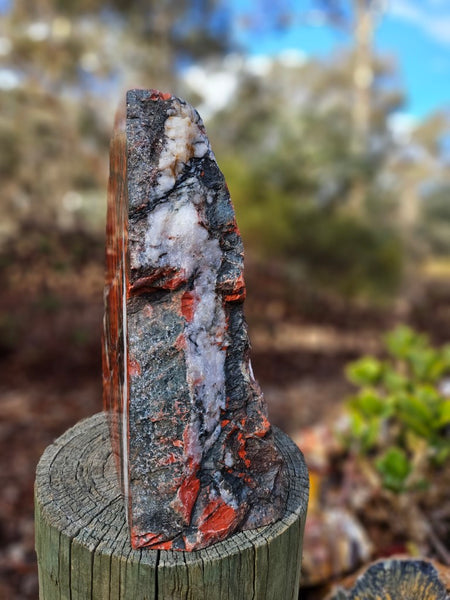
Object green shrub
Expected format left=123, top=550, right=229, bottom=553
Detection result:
left=223, top=152, right=404, bottom=300
left=343, top=325, right=450, bottom=492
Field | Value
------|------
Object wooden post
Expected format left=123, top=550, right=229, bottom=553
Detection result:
left=35, top=412, right=309, bottom=600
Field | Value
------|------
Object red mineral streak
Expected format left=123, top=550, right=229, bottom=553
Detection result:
left=237, top=432, right=251, bottom=468
left=143, top=305, right=153, bottom=318
left=176, top=471, right=201, bottom=523
left=229, top=218, right=241, bottom=235
left=181, top=290, right=197, bottom=322
left=245, top=474, right=255, bottom=486
left=150, top=409, right=165, bottom=423
left=173, top=439, right=183, bottom=448
left=129, top=267, right=188, bottom=296
left=131, top=530, right=174, bottom=550
left=155, top=540, right=174, bottom=550
left=128, top=358, right=141, bottom=377
left=164, top=272, right=189, bottom=289
left=174, top=400, right=188, bottom=417
left=175, top=333, right=186, bottom=351
left=223, top=273, right=246, bottom=303
left=141, top=539, right=171, bottom=549
left=150, top=90, right=172, bottom=101
left=167, top=453, right=178, bottom=465
left=221, top=419, right=230, bottom=427
left=222, top=423, right=238, bottom=440
left=183, top=536, right=197, bottom=552
left=252, top=414, right=271, bottom=438
left=198, top=499, right=238, bottom=544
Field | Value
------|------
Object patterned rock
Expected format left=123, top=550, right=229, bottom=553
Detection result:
left=103, top=89, right=289, bottom=551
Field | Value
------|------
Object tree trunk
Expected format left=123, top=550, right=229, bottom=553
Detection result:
left=348, top=0, right=376, bottom=216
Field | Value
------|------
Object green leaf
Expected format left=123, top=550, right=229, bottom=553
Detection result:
left=348, top=410, right=380, bottom=452
left=343, top=326, right=449, bottom=477
left=349, top=410, right=365, bottom=438
left=376, top=447, right=412, bottom=493
left=385, top=325, right=428, bottom=360
left=428, top=358, right=449, bottom=381
left=363, top=418, right=381, bottom=452
left=433, top=443, right=450, bottom=466
left=346, top=357, right=383, bottom=386
left=349, top=388, right=387, bottom=418
left=382, top=367, right=409, bottom=392
left=408, top=348, right=442, bottom=383
left=416, top=385, right=443, bottom=415
left=437, top=400, right=450, bottom=428
left=397, top=394, right=435, bottom=438
left=441, top=344, right=450, bottom=369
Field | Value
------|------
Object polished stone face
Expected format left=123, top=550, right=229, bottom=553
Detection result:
left=103, top=89, right=288, bottom=551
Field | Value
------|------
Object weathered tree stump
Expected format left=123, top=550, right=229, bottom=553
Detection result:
left=35, top=412, right=309, bottom=600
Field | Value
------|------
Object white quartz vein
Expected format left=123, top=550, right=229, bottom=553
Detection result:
left=153, top=101, right=212, bottom=200
left=143, top=198, right=227, bottom=466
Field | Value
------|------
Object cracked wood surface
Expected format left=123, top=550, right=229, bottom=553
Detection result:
left=35, top=412, right=308, bottom=599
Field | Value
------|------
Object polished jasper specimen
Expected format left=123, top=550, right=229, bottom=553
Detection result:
left=103, top=89, right=288, bottom=551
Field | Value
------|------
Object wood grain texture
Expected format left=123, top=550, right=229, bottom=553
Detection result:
left=35, top=413, right=309, bottom=599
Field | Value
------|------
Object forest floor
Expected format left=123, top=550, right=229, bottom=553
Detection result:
left=1, top=228, right=449, bottom=598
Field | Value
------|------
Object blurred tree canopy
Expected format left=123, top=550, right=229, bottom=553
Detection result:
left=199, top=0, right=450, bottom=301
left=9, top=0, right=231, bottom=90
left=0, top=0, right=449, bottom=303
left=0, top=0, right=233, bottom=238
left=205, top=51, right=405, bottom=298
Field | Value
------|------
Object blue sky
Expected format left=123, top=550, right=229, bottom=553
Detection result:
left=230, top=0, right=450, bottom=120
left=1, top=0, right=448, bottom=121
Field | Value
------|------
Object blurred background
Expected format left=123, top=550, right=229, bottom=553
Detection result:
left=0, top=1, right=449, bottom=598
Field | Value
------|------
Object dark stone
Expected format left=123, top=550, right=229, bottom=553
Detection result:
left=103, top=89, right=289, bottom=551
